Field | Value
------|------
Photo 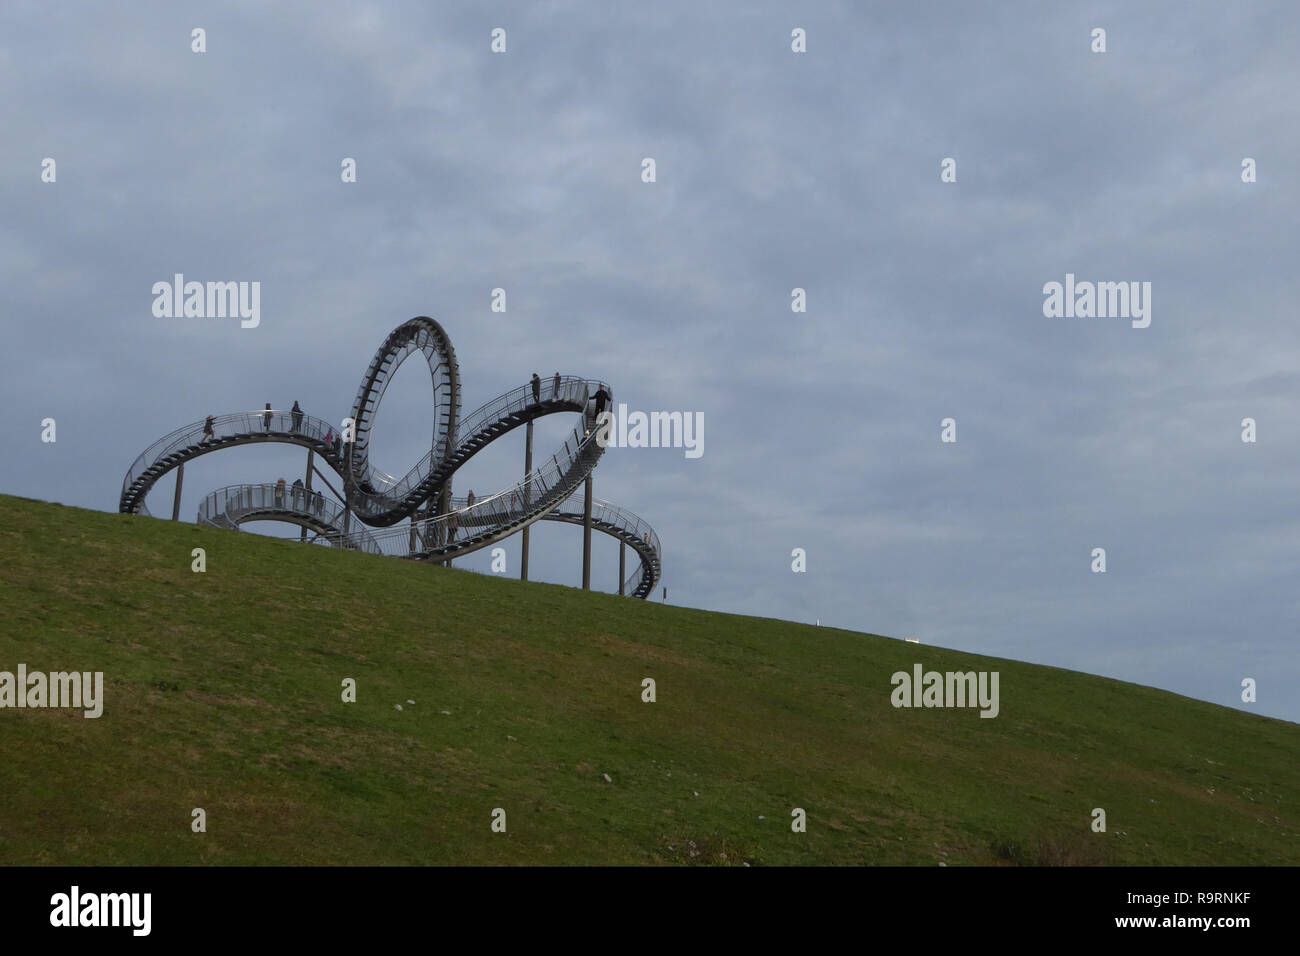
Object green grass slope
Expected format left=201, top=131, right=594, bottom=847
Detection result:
left=0, top=493, right=1296, bottom=866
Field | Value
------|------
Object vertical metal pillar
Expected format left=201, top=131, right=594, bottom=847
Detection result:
left=582, top=474, right=593, bottom=590
left=436, top=485, right=452, bottom=568
left=444, top=503, right=452, bottom=569
left=343, top=441, right=352, bottom=536
left=171, top=463, right=184, bottom=520
left=619, top=540, right=626, bottom=596
left=302, top=450, right=314, bottom=542
left=520, top=420, right=533, bottom=581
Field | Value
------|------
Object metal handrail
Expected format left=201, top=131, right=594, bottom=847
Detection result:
left=121, top=379, right=610, bottom=519
left=347, top=376, right=605, bottom=507
left=547, top=494, right=661, bottom=597
left=118, top=316, right=657, bottom=596
left=196, top=482, right=382, bottom=554
left=351, top=415, right=605, bottom=557
left=121, top=409, right=340, bottom=504
left=141, top=395, right=644, bottom=578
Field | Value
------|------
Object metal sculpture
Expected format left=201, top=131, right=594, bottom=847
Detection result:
left=119, top=317, right=661, bottom=598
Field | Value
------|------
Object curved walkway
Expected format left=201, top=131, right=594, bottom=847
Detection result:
left=120, top=317, right=662, bottom=598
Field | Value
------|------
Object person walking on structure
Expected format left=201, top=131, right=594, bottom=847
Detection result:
left=291, top=400, right=303, bottom=432
left=263, top=403, right=273, bottom=432
left=593, top=384, right=611, bottom=432
left=274, top=477, right=286, bottom=507
left=312, top=488, right=323, bottom=515
left=552, top=372, right=561, bottom=399
left=587, top=383, right=611, bottom=437
left=466, top=489, right=475, bottom=509
left=531, top=372, right=541, bottom=404
left=202, top=415, right=215, bottom=444
left=291, top=478, right=305, bottom=508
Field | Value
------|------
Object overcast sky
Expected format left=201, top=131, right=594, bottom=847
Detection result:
left=2, top=1, right=1297, bottom=723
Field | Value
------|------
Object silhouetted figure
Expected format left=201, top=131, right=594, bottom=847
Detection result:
left=202, top=415, right=215, bottom=443
left=552, top=372, right=561, bottom=399
left=291, top=400, right=303, bottom=432
left=466, top=489, right=476, bottom=509
left=263, top=403, right=273, bottom=432
left=312, top=489, right=324, bottom=515
left=593, top=384, right=611, bottom=417
left=531, top=372, right=541, bottom=404
left=291, top=478, right=305, bottom=508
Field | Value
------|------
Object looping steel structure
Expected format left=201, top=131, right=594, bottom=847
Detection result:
left=119, top=317, right=662, bottom=598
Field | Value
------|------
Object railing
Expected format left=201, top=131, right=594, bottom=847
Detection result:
left=196, top=483, right=382, bottom=554
left=118, top=383, right=654, bottom=591
left=548, top=495, right=661, bottom=597
left=349, top=415, right=605, bottom=558
left=193, top=480, right=658, bottom=594
left=346, top=376, right=606, bottom=509
left=117, top=315, right=658, bottom=598
left=121, top=380, right=609, bottom=523
left=121, top=409, right=340, bottom=507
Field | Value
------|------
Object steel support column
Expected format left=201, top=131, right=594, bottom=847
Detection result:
left=302, top=450, right=314, bottom=542
left=582, top=473, right=593, bottom=590
left=171, top=463, right=184, bottom=520
left=521, top=419, right=533, bottom=582
left=343, top=441, right=352, bottom=536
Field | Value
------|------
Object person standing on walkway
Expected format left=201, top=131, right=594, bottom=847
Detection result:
left=466, top=489, right=476, bottom=509
left=291, top=478, right=305, bottom=508
left=552, top=372, right=561, bottom=399
left=202, top=415, right=215, bottom=443
left=275, top=477, right=286, bottom=507
left=291, top=400, right=303, bottom=432
left=531, top=372, right=541, bottom=404
left=263, top=403, right=273, bottom=432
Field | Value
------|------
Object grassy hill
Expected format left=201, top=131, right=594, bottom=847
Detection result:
left=0, top=493, right=1296, bottom=866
